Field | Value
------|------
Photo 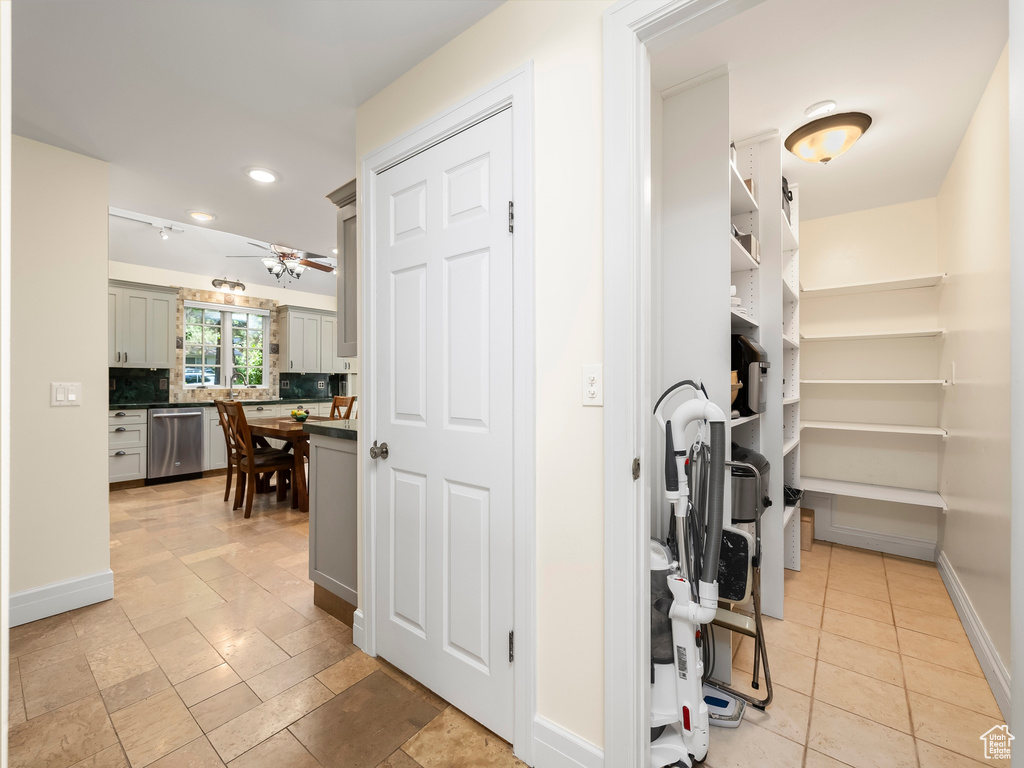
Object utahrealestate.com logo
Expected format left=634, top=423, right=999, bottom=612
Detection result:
left=980, top=725, right=1013, bottom=760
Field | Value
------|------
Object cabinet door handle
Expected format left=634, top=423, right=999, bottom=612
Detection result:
left=124, top=352, right=128, bottom=363
left=115, top=412, right=126, bottom=417
left=114, top=451, right=126, bottom=456
left=115, top=427, right=126, bottom=432
left=117, top=351, right=121, bottom=362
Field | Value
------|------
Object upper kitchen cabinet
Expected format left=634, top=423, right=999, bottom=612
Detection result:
left=328, top=179, right=357, bottom=357
left=279, top=306, right=323, bottom=373
left=109, top=281, right=177, bottom=368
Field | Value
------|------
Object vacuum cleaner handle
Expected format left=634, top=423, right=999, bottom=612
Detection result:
left=664, top=420, right=678, bottom=494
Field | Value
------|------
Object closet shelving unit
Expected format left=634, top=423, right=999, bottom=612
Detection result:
left=657, top=73, right=788, bottom=629
left=781, top=185, right=801, bottom=572
left=798, top=274, right=949, bottom=517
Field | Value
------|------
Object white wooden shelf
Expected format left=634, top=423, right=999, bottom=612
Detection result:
left=782, top=277, right=797, bottom=303
left=783, top=396, right=799, bottom=406
left=730, top=235, right=759, bottom=272
left=801, top=420, right=946, bottom=437
left=801, top=476, right=947, bottom=509
left=782, top=334, right=799, bottom=349
left=782, top=212, right=798, bottom=252
left=783, top=505, right=798, bottom=529
left=801, top=379, right=947, bottom=386
left=730, top=164, right=758, bottom=216
left=783, top=437, right=799, bottom=456
left=731, top=413, right=760, bottom=428
left=730, top=309, right=758, bottom=329
left=800, top=329, right=945, bottom=342
left=801, top=273, right=945, bottom=299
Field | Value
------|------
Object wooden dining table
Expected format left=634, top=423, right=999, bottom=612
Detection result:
left=247, top=415, right=334, bottom=513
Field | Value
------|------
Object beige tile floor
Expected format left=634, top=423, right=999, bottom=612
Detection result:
left=8, top=476, right=527, bottom=768
left=8, top=477, right=1004, bottom=768
left=708, top=541, right=1005, bottom=768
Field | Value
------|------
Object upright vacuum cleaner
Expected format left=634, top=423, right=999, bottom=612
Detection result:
left=650, top=381, right=774, bottom=767
left=650, top=381, right=727, bottom=768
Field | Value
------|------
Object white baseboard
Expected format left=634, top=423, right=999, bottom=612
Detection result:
left=353, top=608, right=366, bottom=651
left=10, top=570, right=113, bottom=627
left=803, top=492, right=938, bottom=561
left=532, top=716, right=604, bottom=768
left=936, top=551, right=1011, bottom=721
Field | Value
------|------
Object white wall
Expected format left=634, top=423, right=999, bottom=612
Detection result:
left=355, top=0, right=611, bottom=747
left=108, top=260, right=336, bottom=312
left=11, top=137, right=110, bottom=596
left=801, top=200, right=944, bottom=546
left=936, top=45, right=1011, bottom=672
left=1, top=0, right=12, bottom=757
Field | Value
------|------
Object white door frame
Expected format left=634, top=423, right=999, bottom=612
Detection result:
left=359, top=64, right=536, bottom=763
left=602, top=2, right=763, bottom=766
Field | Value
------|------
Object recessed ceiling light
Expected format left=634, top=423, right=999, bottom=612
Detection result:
left=247, top=168, right=277, bottom=183
left=785, top=112, right=872, bottom=165
left=804, top=100, right=837, bottom=118
left=188, top=210, right=216, bottom=222
left=332, top=248, right=338, bottom=254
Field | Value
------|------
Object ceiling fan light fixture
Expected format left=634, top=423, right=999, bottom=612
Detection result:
left=188, top=210, right=216, bottom=222
left=785, top=112, right=872, bottom=165
left=247, top=168, right=277, bottom=184
left=804, top=100, right=837, bottom=118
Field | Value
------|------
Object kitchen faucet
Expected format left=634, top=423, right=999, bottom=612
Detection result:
left=229, top=371, right=245, bottom=400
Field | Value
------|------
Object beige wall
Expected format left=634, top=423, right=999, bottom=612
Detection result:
left=356, top=0, right=611, bottom=746
left=11, top=137, right=109, bottom=593
left=936, top=45, right=1011, bottom=668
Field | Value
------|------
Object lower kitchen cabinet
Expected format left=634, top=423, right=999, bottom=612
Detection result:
left=308, top=433, right=358, bottom=606
left=109, top=447, right=146, bottom=483
left=205, top=408, right=228, bottom=471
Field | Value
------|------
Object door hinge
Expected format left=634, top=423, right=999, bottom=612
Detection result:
left=632, top=457, right=641, bottom=480
left=508, top=630, right=514, bottom=662
left=508, top=201, right=514, bottom=233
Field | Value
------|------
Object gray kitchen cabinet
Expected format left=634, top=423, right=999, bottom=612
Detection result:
left=109, top=281, right=177, bottom=368
left=109, top=408, right=147, bottom=482
left=205, top=408, right=228, bottom=471
left=308, top=433, right=358, bottom=605
left=280, top=307, right=322, bottom=373
left=332, top=181, right=357, bottom=357
left=109, top=448, right=146, bottom=483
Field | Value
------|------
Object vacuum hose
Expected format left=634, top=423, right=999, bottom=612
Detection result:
left=701, top=420, right=726, bottom=583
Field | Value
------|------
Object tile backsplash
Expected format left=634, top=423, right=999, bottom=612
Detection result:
left=110, top=368, right=170, bottom=405
left=280, top=372, right=330, bottom=398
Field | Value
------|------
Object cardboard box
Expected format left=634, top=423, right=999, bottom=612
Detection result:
left=743, top=177, right=757, bottom=201
left=800, top=508, right=814, bottom=551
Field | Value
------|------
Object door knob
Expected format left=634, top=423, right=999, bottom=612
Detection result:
left=369, top=440, right=389, bottom=460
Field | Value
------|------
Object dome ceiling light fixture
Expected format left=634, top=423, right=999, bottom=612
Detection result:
left=785, top=111, right=872, bottom=165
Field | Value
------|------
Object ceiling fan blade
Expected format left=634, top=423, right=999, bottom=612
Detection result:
left=299, top=259, right=334, bottom=273
left=224, top=254, right=267, bottom=258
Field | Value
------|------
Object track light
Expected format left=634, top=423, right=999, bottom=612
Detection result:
left=159, top=227, right=170, bottom=240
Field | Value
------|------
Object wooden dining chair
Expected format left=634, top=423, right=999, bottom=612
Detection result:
left=228, top=401, right=296, bottom=518
left=215, top=400, right=275, bottom=505
left=330, top=395, right=356, bottom=420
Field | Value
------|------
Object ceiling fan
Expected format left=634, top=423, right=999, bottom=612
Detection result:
left=228, top=243, right=335, bottom=281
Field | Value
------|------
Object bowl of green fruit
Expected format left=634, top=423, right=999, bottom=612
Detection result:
left=290, top=408, right=309, bottom=422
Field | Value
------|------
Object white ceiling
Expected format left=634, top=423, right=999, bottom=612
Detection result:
left=108, top=209, right=338, bottom=296
left=13, top=0, right=503, bottom=258
left=651, top=0, right=1008, bottom=220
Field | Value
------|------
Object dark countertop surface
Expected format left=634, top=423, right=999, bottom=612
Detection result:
left=303, top=420, right=358, bottom=441
left=109, top=397, right=334, bottom=411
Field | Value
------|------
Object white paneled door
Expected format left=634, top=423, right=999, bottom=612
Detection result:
left=373, top=108, right=514, bottom=739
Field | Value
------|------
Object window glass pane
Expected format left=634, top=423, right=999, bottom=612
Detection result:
left=232, top=313, right=247, bottom=328
left=232, top=328, right=246, bottom=346
left=185, top=325, right=203, bottom=345
left=204, top=326, right=221, bottom=345
left=248, top=314, right=263, bottom=330
left=204, top=310, right=221, bottom=325
left=247, top=367, right=263, bottom=386
left=185, top=307, right=203, bottom=324
left=184, top=367, right=202, bottom=385
left=248, top=329, right=262, bottom=348
left=203, top=347, right=220, bottom=365
left=233, top=348, right=245, bottom=366
left=248, top=346, right=263, bottom=370
left=185, top=346, right=202, bottom=365
left=203, top=367, right=219, bottom=385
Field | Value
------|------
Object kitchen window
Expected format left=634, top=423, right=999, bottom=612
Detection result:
left=184, top=301, right=269, bottom=388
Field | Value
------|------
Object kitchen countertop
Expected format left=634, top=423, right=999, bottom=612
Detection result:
left=303, top=419, right=358, bottom=441
left=109, top=397, right=334, bottom=411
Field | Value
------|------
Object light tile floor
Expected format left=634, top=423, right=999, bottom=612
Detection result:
left=709, top=541, right=1005, bottom=768
left=8, top=476, right=527, bottom=768
left=8, top=477, right=1003, bottom=767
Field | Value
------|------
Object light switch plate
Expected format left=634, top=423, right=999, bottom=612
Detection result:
left=582, top=364, right=603, bottom=407
left=51, top=382, right=83, bottom=407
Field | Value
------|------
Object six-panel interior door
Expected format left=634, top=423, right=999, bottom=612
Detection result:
left=373, top=108, right=514, bottom=739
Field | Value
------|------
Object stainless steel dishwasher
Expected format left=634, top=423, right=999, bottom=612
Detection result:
left=148, top=407, right=205, bottom=479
